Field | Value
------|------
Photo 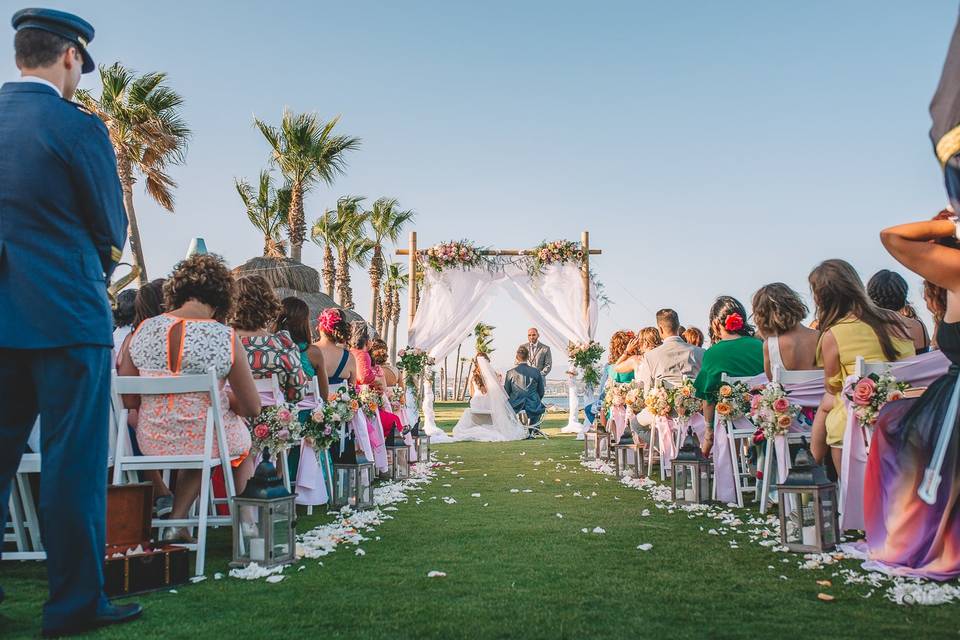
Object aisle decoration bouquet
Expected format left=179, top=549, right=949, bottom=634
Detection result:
left=624, top=382, right=645, bottom=415
left=748, top=382, right=801, bottom=441
left=846, top=370, right=910, bottom=430
left=326, top=386, right=359, bottom=426
left=644, top=382, right=674, bottom=418
left=300, top=407, right=342, bottom=456
left=525, top=239, right=583, bottom=277
left=602, top=382, right=633, bottom=414
left=567, top=340, right=604, bottom=387
left=356, top=386, right=384, bottom=418
left=249, top=404, right=303, bottom=458
left=671, top=377, right=701, bottom=422
left=713, top=381, right=752, bottom=422
left=421, top=240, right=484, bottom=272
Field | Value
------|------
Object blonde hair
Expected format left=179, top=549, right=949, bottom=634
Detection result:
left=638, top=326, right=662, bottom=352
left=752, top=283, right=809, bottom=337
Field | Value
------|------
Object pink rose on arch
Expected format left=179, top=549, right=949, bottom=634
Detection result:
left=772, top=397, right=790, bottom=413
left=253, top=423, right=269, bottom=439
left=852, top=378, right=876, bottom=407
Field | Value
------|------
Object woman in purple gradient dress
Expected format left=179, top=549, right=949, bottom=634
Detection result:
left=868, top=213, right=960, bottom=579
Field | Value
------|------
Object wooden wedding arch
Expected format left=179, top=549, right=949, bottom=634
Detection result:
left=397, top=230, right=601, bottom=342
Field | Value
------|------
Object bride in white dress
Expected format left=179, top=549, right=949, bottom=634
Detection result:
left=452, top=355, right=526, bottom=442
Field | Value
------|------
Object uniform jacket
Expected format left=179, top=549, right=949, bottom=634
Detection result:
left=0, top=82, right=126, bottom=348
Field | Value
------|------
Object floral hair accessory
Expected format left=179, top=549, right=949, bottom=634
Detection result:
left=724, top=312, right=744, bottom=332
left=317, top=308, right=342, bottom=334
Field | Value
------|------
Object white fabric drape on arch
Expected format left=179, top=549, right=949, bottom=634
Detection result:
left=408, top=262, right=598, bottom=440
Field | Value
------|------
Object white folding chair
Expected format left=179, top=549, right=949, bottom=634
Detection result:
left=112, top=368, right=237, bottom=576
left=253, top=376, right=292, bottom=492
left=300, top=376, right=323, bottom=516
left=518, top=410, right=549, bottom=439
left=4, top=419, right=44, bottom=560
left=757, top=366, right=823, bottom=513
left=716, top=373, right=761, bottom=507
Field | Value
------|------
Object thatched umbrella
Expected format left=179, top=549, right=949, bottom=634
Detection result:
left=233, top=256, right=367, bottom=330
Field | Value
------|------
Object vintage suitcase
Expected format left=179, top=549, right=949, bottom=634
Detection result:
left=104, top=483, right=189, bottom=597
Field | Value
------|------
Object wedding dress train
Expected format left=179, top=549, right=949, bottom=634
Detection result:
left=452, top=358, right=526, bottom=442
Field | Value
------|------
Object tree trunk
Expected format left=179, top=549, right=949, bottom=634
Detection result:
left=288, top=183, right=305, bottom=262
left=380, top=282, right=392, bottom=340
left=322, top=244, right=335, bottom=297
left=336, top=245, right=353, bottom=308
left=369, top=245, right=383, bottom=328
left=390, top=286, right=401, bottom=364
left=118, top=156, right=148, bottom=286
left=453, top=343, right=462, bottom=400
left=389, top=313, right=399, bottom=367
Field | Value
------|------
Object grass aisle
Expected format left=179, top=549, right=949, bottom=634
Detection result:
left=2, top=402, right=957, bottom=638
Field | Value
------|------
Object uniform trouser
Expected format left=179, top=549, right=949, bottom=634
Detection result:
left=0, top=346, right=111, bottom=630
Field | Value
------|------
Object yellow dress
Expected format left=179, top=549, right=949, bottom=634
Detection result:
left=816, top=318, right=914, bottom=447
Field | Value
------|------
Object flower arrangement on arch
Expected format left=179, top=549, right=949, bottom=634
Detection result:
left=398, top=347, right=435, bottom=388
left=567, top=340, right=604, bottom=387
left=644, top=382, right=673, bottom=418
left=846, top=370, right=910, bottom=430
left=748, top=382, right=801, bottom=440
left=249, top=404, right=303, bottom=458
left=713, top=380, right=752, bottom=422
left=525, top=239, right=584, bottom=277
left=421, top=240, right=484, bottom=272
left=671, top=377, right=701, bottom=422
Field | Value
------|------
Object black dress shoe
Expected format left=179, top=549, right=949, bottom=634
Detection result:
left=42, top=602, right=142, bottom=637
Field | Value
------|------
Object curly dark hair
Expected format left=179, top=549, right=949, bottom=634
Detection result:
left=866, top=269, right=909, bottom=312
left=113, top=289, right=137, bottom=328
left=134, top=279, right=166, bottom=327
left=163, top=254, right=235, bottom=322
left=317, top=308, right=350, bottom=345
left=708, top=295, right=755, bottom=343
left=751, top=283, right=809, bottom=337
left=608, top=330, right=634, bottom=363
left=349, top=321, right=371, bottom=350
left=370, top=338, right=389, bottom=365
left=230, top=275, right=282, bottom=331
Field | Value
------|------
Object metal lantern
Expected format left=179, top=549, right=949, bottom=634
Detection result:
left=583, top=429, right=598, bottom=461
left=334, top=461, right=375, bottom=510
left=775, top=444, right=839, bottom=553
left=671, top=426, right=713, bottom=505
left=612, top=428, right=645, bottom=478
left=584, top=428, right=610, bottom=461
left=385, top=431, right=410, bottom=481
left=411, top=421, right=430, bottom=463
left=231, top=455, right=296, bottom=568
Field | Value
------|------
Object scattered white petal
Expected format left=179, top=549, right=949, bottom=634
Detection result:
left=355, top=548, right=366, bottom=556
left=636, top=543, right=653, bottom=551
left=581, top=528, right=589, bottom=533
left=592, top=527, right=606, bottom=534
left=266, top=575, right=285, bottom=584
left=471, top=493, right=481, bottom=498
left=510, top=489, right=520, bottom=493
left=214, top=573, right=223, bottom=580
left=427, top=571, right=447, bottom=578
left=522, top=489, right=533, bottom=493
left=189, top=576, right=206, bottom=584
left=298, top=565, right=306, bottom=572
left=556, top=513, right=563, bottom=518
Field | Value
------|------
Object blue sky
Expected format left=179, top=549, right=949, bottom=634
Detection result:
left=4, top=1, right=958, bottom=373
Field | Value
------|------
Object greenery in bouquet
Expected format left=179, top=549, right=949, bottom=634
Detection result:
left=249, top=404, right=303, bottom=458
left=356, top=385, right=384, bottom=418
left=525, top=239, right=584, bottom=277
left=301, top=406, right=342, bottom=453
left=421, top=240, right=485, bottom=273
left=325, top=385, right=359, bottom=426
left=567, top=340, right=604, bottom=387
left=713, top=380, right=752, bottom=422
left=748, top=382, right=801, bottom=440
left=671, top=377, right=701, bottom=422
left=398, top=346, right=435, bottom=388
left=474, top=322, right=495, bottom=357
left=847, top=370, right=910, bottom=430
left=644, top=382, right=673, bottom=418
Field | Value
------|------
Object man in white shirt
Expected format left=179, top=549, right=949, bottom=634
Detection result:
left=636, top=309, right=705, bottom=429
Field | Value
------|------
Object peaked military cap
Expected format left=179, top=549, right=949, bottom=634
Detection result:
left=11, top=7, right=95, bottom=73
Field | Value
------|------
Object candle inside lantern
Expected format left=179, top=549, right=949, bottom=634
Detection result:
left=802, top=525, right=816, bottom=546
left=250, top=537, right=265, bottom=562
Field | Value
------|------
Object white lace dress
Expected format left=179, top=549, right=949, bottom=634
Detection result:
left=129, top=314, right=250, bottom=458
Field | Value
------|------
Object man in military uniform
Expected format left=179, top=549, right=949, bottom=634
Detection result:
left=0, top=8, right=142, bottom=636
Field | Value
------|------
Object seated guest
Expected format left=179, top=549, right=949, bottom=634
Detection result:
left=867, top=269, right=931, bottom=354
left=612, top=327, right=661, bottom=378
left=504, top=346, right=546, bottom=425
left=637, top=309, right=704, bottom=392
left=694, top=296, right=764, bottom=456
left=809, top=259, right=914, bottom=471
left=276, top=296, right=329, bottom=400
left=314, top=308, right=358, bottom=386
left=605, top=330, right=638, bottom=382
left=349, top=321, right=388, bottom=470
left=751, top=283, right=820, bottom=380
left=369, top=337, right=404, bottom=440
left=121, top=255, right=261, bottom=542
left=232, top=275, right=307, bottom=404
left=923, top=278, right=948, bottom=350
left=112, top=288, right=137, bottom=364
left=862, top=213, right=960, bottom=580
left=683, top=326, right=705, bottom=348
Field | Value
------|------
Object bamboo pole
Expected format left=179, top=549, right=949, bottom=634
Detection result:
left=407, top=231, right=417, bottom=343
left=397, top=248, right=601, bottom=256
left=581, top=230, right=591, bottom=337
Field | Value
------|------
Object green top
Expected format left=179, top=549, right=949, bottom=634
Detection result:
left=297, top=342, right=317, bottom=379
left=607, top=363, right=634, bottom=384
left=693, top=336, right=764, bottom=401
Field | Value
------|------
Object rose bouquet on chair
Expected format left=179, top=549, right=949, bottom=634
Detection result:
left=300, top=407, right=343, bottom=460
left=644, top=382, right=674, bottom=419
left=846, top=370, right=910, bottom=430
left=357, top=386, right=385, bottom=419
left=248, top=404, right=303, bottom=460
left=714, top=381, right=752, bottom=423
left=748, top=382, right=801, bottom=443
left=671, top=377, right=701, bottom=427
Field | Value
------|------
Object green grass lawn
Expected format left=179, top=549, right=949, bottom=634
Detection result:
left=2, top=402, right=958, bottom=638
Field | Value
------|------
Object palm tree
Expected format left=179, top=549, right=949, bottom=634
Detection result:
left=325, top=196, right=370, bottom=308
left=367, top=197, right=415, bottom=328
left=77, top=63, right=190, bottom=284
left=235, top=170, right=289, bottom=258
left=384, top=262, right=408, bottom=363
left=310, top=209, right=337, bottom=296
left=254, top=110, right=361, bottom=262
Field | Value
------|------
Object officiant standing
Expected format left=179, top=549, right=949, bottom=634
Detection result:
left=0, top=8, right=142, bottom=636
left=522, top=327, right=552, bottom=378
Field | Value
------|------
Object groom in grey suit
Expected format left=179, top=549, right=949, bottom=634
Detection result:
left=522, top=328, right=552, bottom=378
left=504, top=346, right=546, bottom=425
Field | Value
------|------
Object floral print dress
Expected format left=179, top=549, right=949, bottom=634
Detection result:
left=129, top=314, right=251, bottom=458
left=239, top=330, right=307, bottom=404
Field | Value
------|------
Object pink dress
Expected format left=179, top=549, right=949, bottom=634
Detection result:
left=129, top=314, right=250, bottom=458
left=352, top=348, right=388, bottom=471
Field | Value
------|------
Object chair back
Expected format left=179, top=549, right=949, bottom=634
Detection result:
left=254, top=376, right=284, bottom=406
left=854, top=356, right=892, bottom=378
left=771, top=365, right=822, bottom=385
